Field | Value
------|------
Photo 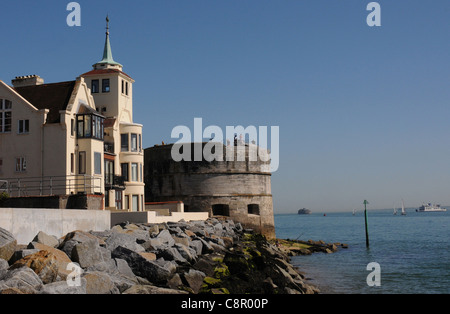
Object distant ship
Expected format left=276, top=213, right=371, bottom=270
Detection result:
left=416, top=203, right=447, bottom=212
left=298, top=208, right=312, bottom=215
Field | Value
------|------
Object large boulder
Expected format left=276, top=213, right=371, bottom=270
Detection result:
left=0, top=266, right=43, bottom=294
left=83, top=271, right=120, bottom=294
left=32, top=231, right=59, bottom=248
left=122, top=284, right=188, bottom=294
left=112, top=246, right=175, bottom=284
left=0, top=259, right=8, bottom=271
left=39, top=278, right=87, bottom=294
left=182, top=269, right=205, bottom=293
left=9, top=250, right=59, bottom=284
left=62, top=230, right=106, bottom=246
left=72, top=239, right=110, bottom=269
left=156, top=229, right=175, bottom=247
left=0, top=227, right=17, bottom=262
left=105, top=232, right=145, bottom=253
left=27, top=242, right=72, bottom=280
left=9, top=249, right=40, bottom=265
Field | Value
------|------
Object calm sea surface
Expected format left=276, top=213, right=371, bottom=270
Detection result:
left=274, top=209, right=450, bottom=294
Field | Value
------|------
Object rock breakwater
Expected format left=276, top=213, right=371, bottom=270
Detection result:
left=0, top=218, right=319, bottom=294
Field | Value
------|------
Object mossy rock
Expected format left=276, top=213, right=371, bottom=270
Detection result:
left=214, top=264, right=230, bottom=279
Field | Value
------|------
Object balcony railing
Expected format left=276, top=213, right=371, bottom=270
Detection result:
left=1, top=175, right=102, bottom=197
left=104, top=142, right=115, bottom=154
left=105, top=175, right=126, bottom=191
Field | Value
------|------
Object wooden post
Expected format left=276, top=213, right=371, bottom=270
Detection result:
left=364, top=200, right=370, bottom=248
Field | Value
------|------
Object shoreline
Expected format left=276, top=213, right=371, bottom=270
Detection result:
left=1, top=218, right=323, bottom=294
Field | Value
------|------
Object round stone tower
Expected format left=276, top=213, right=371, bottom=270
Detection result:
left=144, top=142, right=275, bottom=239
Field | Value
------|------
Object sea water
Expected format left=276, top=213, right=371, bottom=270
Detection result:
left=274, top=210, right=450, bottom=294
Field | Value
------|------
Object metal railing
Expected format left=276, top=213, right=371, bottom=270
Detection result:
left=0, top=175, right=102, bottom=197
left=105, top=175, right=126, bottom=190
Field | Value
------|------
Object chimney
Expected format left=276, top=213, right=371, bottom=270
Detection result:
left=12, top=75, right=44, bottom=88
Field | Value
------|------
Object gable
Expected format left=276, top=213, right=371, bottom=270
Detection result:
left=0, top=80, right=39, bottom=112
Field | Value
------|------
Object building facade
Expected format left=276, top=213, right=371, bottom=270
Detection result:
left=0, top=18, right=144, bottom=211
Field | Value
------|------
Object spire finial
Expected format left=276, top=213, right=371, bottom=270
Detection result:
left=106, top=15, right=110, bottom=35
left=93, top=14, right=122, bottom=70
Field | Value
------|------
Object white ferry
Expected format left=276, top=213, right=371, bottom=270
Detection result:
left=416, top=203, right=447, bottom=212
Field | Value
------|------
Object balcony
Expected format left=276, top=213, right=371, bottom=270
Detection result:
left=104, top=142, right=115, bottom=155
left=105, top=175, right=126, bottom=191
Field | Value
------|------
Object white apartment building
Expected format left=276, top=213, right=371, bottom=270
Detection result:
left=0, top=18, right=145, bottom=211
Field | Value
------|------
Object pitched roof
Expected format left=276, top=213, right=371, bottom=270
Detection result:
left=81, top=68, right=132, bottom=79
left=14, top=81, right=76, bottom=124
left=104, top=118, right=116, bottom=128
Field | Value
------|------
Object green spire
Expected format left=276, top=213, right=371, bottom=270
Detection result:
left=97, top=15, right=122, bottom=67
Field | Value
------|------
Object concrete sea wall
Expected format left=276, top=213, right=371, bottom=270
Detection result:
left=0, top=208, right=110, bottom=244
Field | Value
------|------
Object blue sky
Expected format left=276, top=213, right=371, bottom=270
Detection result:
left=1, top=0, right=450, bottom=212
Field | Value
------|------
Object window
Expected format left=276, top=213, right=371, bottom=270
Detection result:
left=121, top=163, right=129, bottom=181
left=105, top=160, right=114, bottom=185
left=92, top=115, right=103, bottom=139
left=0, top=158, right=3, bottom=174
left=131, top=134, right=138, bottom=152
left=139, top=134, right=142, bottom=152
left=0, top=99, right=12, bottom=133
left=79, top=152, right=86, bottom=174
left=248, top=204, right=260, bottom=215
left=102, top=79, right=110, bottom=93
left=121, top=134, right=129, bottom=152
left=94, top=152, right=102, bottom=175
left=105, top=190, right=110, bottom=207
left=124, top=195, right=129, bottom=210
left=91, top=80, right=99, bottom=94
left=76, top=114, right=104, bottom=140
left=15, top=157, right=27, bottom=172
left=140, top=163, right=143, bottom=182
left=17, top=120, right=29, bottom=134
left=71, top=119, right=75, bottom=136
left=131, top=163, right=138, bottom=182
left=122, top=80, right=129, bottom=96
left=212, top=204, right=230, bottom=217
left=84, top=115, right=91, bottom=137
left=115, top=191, right=122, bottom=210
left=132, top=195, right=139, bottom=211
left=71, top=153, right=75, bottom=174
